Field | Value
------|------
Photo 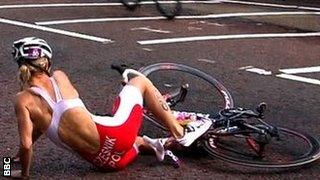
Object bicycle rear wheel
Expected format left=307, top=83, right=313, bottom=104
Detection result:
left=154, top=0, right=182, bottom=19
left=203, top=126, right=320, bottom=168
left=121, top=0, right=140, bottom=10
left=139, top=63, right=234, bottom=132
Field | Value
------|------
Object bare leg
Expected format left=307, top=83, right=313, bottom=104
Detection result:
left=128, top=76, right=184, bottom=139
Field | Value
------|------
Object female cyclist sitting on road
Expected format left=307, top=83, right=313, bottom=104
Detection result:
left=10, top=37, right=212, bottom=179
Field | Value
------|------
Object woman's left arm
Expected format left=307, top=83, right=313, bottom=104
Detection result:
left=14, top=95, right=34, bottom=179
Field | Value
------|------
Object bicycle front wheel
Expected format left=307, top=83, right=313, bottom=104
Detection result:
left=154, top=0, right=182, bottom=19
left=139, top=63, right=234, bottom=131
left=203, top=126, right=320, bottom=168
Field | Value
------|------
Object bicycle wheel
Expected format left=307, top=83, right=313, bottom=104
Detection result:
left=121, top=0, right=140, bottom=10
left=154, top=0, right=182, bottom=19
left=203, top=126, right=320, bottom=168
left=139, top=63, right=234, bottom=132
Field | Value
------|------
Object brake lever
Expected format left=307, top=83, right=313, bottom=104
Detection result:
left=256, top=102, right=267, bottom=118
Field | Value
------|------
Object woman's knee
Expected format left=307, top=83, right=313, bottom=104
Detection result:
left=128, top=76, right=152, bottom=94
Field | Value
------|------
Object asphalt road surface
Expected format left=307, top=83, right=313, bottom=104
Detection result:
left=1, top=0, right=319, bottom=179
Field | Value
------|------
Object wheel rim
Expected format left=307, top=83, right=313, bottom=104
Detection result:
left=203, top=127, right=320, bottom=168
left=139, top=63, right=234, bottom=111
left=139, top=63, right=234, bottom=133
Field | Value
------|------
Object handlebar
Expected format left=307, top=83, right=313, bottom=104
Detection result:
left=219, top=102, right=267, bottom=120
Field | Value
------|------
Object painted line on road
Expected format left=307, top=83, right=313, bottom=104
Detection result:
left=137, top=32, right=320, bottom=45
left=197, top=59, right=216, bottom=64
left=36, top=16, right=166, bottom=25
left=35, top=11, right=320, bottom=25
left=142, top=48, right=153, bottom=52
left=0, top=3, right=124, bottom=9
left=0, top=1, right=222, bottom=9
left=240, top=65, right=320, bottom=86
left=131, top=27, right=171, bottom=34
left=279, top=66, right=320, bottom=74
left=0, top=18, right=113, bottom=43
left=238, top=65, right=254, bottom=70
left=1, top=1, right=319, bottom=11
left=188, top=26, right=202, bottom=31
left=224, top=0, right=320, bottom=11
left=245, top=68, right=272, bottom=75
left=239, top=66, right=272, bottom=75
left=276, top=74, right=320, bottom=86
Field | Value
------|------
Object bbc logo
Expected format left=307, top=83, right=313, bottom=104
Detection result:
left=3, top=157, right=11, bottom=177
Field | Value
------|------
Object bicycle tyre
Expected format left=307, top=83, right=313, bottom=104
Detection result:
left=121, top=0, right=140, bottom=11
left=154, top=0, right=182, bottom=19
left=139, top=63, right=234, bottom=130
left=203, top=126, right=320, bottom=168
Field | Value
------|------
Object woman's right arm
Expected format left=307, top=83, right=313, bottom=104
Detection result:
left=14, top=94, right=34, bottom=179
left=13, top=130, right=42, bottom=163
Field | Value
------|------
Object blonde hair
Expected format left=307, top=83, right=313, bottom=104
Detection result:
left=18, top=57, right=50, bottom=89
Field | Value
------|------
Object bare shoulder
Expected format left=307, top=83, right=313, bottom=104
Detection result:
left=52, top=70, right=69, bottom=80
left=52, top=70, right=74, bottom=86
left=51, top=70, right=79, bottom=97
left=14, top=91, right=33, bottom=109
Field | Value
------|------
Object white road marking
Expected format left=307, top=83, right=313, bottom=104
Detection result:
left=208, top=22, right=225, bottom=26
left=189, top=21, right=205, bottom=25
left=36, top=17, right=166, bottom=25
left=0, top=1, right=222, bottom=9
left=0, top=3, right=123, bottom=9
left=188, top=26, right=202, bottom=31
left=245, top=68, right=272, bottom=75
left=276, top=74, right=320, bottom=85
left=223, top=0, right=320, bottom=11
left=298, top=6, right=320, bottom=11
left=243, top=65, right=320, bottom=86
left=1, top=1, right=319, bottom=11
left=131, top=27, right=171, bottom=34
left=238, top=66, right=254, bottom=70
left=0, top=18, right=113, bottom=43
left=138, top=32, right=320, bottom=45
left=192, top=20, right=225, bottom=26
left=279, top=66, right=320, bottom=74
left=197, top=59, right=216, bottom=64
left=142, top=48, right=153, bottom=51
left=35, top=11, right=320, bottom=25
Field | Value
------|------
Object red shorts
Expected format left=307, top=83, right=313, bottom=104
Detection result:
left=82, top=85, right=143, bottom=170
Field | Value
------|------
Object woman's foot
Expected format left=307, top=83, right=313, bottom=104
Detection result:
left=142, top=135, right=168, bottom=161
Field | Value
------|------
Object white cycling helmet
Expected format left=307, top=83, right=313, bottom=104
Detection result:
left=12, top=37, right=52, bottom=65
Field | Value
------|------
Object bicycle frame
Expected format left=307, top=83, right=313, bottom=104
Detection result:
left=110, top=63, right=320, bottom=168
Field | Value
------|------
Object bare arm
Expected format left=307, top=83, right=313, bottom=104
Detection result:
left=14, top=95, right=34, bottom=178
left=13, top=131, right=42, bottom=163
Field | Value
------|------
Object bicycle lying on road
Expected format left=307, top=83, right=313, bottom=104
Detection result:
left=121, top=0, right=182, bottom=19
left=112, top=63, right=320, bottom=169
